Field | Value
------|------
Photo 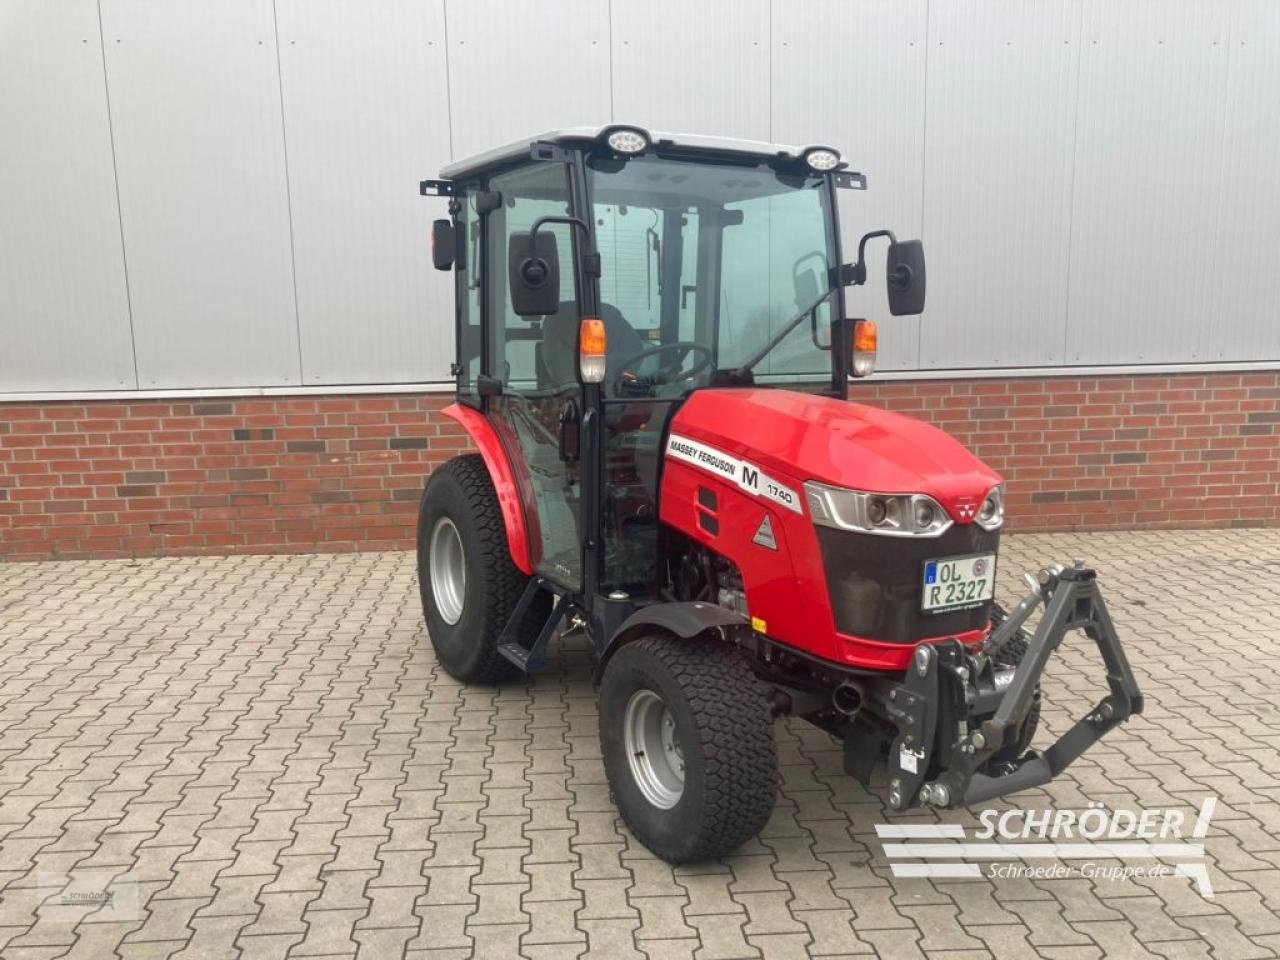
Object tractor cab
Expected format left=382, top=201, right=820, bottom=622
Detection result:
left=417, top=126, right=1142, bottom=863
left=424, top=125, right=922, bottom=603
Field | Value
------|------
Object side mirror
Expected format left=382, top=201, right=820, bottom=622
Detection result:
left=886, top=239, right=926, bottom=316
left=431, top=219, right=455, bottom=271
left=509, top=231, right=560, bottom=316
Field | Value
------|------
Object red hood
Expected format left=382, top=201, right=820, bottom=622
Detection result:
left=668, top=389, right=1002, bottom=523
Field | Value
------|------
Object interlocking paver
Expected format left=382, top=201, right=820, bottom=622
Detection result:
left=521, top=898, right=583, bottom=946
left=0, top=530, right=1278, bottom=958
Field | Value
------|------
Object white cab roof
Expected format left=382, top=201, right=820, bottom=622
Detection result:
left=439, top=125, right=833, bottom=180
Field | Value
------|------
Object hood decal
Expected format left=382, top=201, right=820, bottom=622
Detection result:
left=666, top=433, right=803, bottom=515
left=752, top=515, right=779, bottom=550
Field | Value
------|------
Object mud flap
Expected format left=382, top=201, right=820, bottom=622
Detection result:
left=886, top=563, right=1144, bottom=811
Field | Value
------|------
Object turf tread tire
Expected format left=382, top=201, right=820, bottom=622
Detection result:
left=599, top=636, right=778, bottom=863
left=417, top=454, right=547, bottom=684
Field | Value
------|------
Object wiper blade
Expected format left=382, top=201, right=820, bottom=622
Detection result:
left=733, top=287, right=838, bottom=375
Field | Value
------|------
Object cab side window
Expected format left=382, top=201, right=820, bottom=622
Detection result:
left=596, top=204, right=661, bottom=338
left=455, top=188, right=482, bottom=398
left=594, top=203, right=702, bottom=347
left=485, top=164, right=575, bottom=390
left=720, top=187, right=832, bottom=378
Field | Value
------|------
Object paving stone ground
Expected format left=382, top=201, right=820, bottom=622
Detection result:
left=0, top=529, right=1278, bottom=959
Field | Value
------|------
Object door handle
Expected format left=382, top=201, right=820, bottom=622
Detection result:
left=558, top=400, right=580, bottom=463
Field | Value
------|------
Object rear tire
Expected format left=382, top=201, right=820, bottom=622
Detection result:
left=417, top=454, right=547, bottom=683
left=599, top=636, right=778, bottom=862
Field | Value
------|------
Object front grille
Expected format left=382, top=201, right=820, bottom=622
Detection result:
left=817, top=524, right=1000, bottom=643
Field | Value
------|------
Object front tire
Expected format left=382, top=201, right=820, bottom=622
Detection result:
left=417, top=454, right=545, bottom=683
left=599, top=636, right=778, bottom=862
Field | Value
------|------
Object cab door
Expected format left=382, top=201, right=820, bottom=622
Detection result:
left=482, top=162, right=584, bottom=590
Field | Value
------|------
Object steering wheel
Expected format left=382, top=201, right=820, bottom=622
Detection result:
left=612, top=341, right=715, bottom=396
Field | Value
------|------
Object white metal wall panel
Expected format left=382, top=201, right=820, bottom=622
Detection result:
left=0, top=1, right=135, bottom=391
left=612, top=0, right=771, bottom=141
left=771, top=0, right=927, bottom=371
left=920, top=0, right=1082, bottom=369
left=101, top=0, right=299, bottom=388
left=1206, top=1, right=1280, bottom=361
left=278, top=1, right=454, bottom=385
left=1066, top=1, right=1232, bottom=364
left=5, top=0, right=1280, bottom=398
left=444, top=0, right=611, bottom=161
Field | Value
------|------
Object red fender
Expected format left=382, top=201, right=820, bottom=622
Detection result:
left=440, top=403, right=535, bottom=575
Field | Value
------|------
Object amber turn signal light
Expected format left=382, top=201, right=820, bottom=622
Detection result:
left=852, top=319, right=877, bottom=377
left=579, top=318, right=607, bottom=383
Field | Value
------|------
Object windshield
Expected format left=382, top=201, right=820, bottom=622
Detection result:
left=587, top=154, right=838, bottom=396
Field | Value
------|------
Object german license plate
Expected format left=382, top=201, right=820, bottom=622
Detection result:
left=921, top=553, right=996, bottom=613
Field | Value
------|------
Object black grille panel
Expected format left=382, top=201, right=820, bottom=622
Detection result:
left=817, top=524, right=1000, bottom=643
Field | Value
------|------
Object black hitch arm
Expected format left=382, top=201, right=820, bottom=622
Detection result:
left=886, top=562, right=1144, bottom=811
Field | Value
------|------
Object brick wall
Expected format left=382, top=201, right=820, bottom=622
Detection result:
left=0, top=395, right=463, bottom=561
left=1, top=370, right=1277, bottom=561
left=863, top=371, right=1280, bottom=530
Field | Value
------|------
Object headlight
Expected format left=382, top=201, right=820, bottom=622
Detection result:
left=805, top=482, right=952, bottom=538
left=603, top=126, right=649, bottom=154
left=803, top=147, right=841, bottom=171
left=975, top=484, right=1005, bottom=531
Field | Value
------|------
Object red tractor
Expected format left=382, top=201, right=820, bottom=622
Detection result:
left=417, top=126, right=1143, bottom=862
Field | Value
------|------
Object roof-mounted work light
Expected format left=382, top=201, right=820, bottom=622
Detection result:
left=603, top=126, right=650, bottom=155
left=803, top=147, right=841, bottom=172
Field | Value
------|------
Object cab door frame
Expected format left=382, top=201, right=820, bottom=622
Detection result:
left=468, top=151, right=602, bottom=601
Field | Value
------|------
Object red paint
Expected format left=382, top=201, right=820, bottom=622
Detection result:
left=440, top=403, right=534, bottom=575
left=662, top=389, right=1003, bottom=670
left=670, top=389, right=1003, bottom=522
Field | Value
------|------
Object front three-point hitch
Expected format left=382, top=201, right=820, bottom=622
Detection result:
left=884, top=562, right=1144, bottom=811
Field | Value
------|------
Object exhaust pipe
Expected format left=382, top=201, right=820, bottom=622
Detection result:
left=832, top=680, right=864, bottom=717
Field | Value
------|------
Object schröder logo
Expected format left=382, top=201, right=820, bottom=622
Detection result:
left=877, top=798, right=1217, bottom=898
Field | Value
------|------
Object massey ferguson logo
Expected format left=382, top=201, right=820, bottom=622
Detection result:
left=664, top=434, right=803, bottom=514
left=956, top=500, right=977, bottom=520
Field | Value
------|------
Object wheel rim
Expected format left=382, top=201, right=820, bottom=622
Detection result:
left=428, top=517, right=466, bottom=625
left=623, top=689, right=685, bottom=809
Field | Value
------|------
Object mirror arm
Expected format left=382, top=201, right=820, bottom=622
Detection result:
left=841, top=229, right=898, bottom=286
left=528, top=215, right=600, bottom=278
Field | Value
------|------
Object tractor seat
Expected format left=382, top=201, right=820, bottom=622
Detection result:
left=538, top=301, right=648, bottom=392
